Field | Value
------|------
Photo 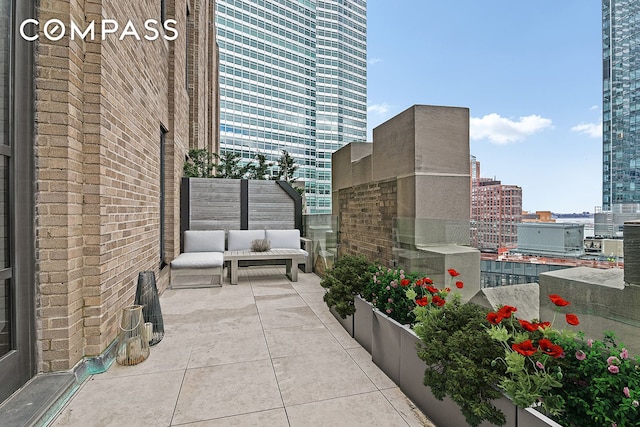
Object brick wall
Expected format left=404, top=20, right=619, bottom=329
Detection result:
left=338, top=180, right=397, bottom=267
left=34, top=0, right=216, bottom=372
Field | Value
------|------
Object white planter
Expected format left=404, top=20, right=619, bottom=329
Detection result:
left=329, top=306, right=353, bottom=337
left=329, top=303, right=562, bottom=427
left=371, top=309, right=403, bottom=384
left=353, top=295, right=373, bottom=354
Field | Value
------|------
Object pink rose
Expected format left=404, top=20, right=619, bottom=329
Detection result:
left=620, top=348, right=629, bottom=360
left=608, top=365, right=620, bottom=374
left=575, top=350, right=586, bottom=361
left=624, top=387, right=631, bottom=398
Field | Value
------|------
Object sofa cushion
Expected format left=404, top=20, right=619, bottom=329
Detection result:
left=183, top=230, right=226, bottom=253
left=265, top=229, right=301, bottom=249
left=227, top=230, right=265, bottom=251
left=170, top=252, right=224, bottom=269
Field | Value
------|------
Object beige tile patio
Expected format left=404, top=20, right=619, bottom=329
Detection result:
left=172, top=360, right=282, bottom=425
left=347, top=346, right=397, bottom=390
left=51, top=370, right=183, bottom=427
left=177, top=408, right=289, bottom=426
left=286, top=391, right=411, bottom=427
left=48, top=269, right=435, bottom=427
left=255, top=293, right=308, bottom=310
left=250, top=281, right=297, bottom=296
left=258, top=305, right=325, bottom=330
left=264, top=324, right=343, bottom=358
left=272, top=349, right=377, bottom=406
left=381, top=387, right=437, bottom=427
left=187, top=328, right=270, bottom=368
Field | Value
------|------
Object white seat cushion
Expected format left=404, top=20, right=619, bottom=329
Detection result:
left=227, top=230, right=265, bottom=250
left=184, top=230, right=226, bottom=253
left=265, top=229, right=301, bottom=249
left=170, top=252, right=224, bottom=269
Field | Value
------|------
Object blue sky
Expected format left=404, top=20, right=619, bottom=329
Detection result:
left=366, top=1, right=602, bottom=214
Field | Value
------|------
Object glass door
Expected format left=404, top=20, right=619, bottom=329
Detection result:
left=0, top=0, right=36, bottom=403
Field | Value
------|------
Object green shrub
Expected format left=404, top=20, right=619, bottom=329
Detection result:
left=320, top=255, right=376, bottom=319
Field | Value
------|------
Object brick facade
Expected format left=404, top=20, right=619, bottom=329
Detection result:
left=34, top=0, right=217, bottom=372
left=338, top=180, right=397, bottom=267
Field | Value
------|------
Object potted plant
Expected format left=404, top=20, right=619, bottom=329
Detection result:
left=407, top=276, right=508, bottom=427
left=486, top=294, right=640, bottom=426
left=320, top=255, right=376, bottom=336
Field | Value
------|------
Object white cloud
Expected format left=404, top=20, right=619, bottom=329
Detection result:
left=470, top=113, right=553, bottom=144
left=571, top=122, right=602, bottom=138
left=589, top=105, right=599, bottom=111
left=368, top=57, right=382, bottom=65
left=367, top=103, right=391, bottom=115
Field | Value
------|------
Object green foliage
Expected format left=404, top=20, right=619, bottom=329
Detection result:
left=413, top=301, right=507, bottom=427
left=245, top=153, right=272, bottom=180
left=214, top=151, right=253, bottom=179
left=487, top=314, right=565, bottom=416
left=320, top=255, right=376, bottom=319
left=550, top=332, right=640, bottom=427
left=184, top=149, right=300, bottom=182
left=184, top=148, right=215, bottom=178
left=272, top=150, right=298, bottom=182
left=361, top=266, right=422, bottom=325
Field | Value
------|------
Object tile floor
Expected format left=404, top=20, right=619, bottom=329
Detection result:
left=50, top=267, right=435, bottom=427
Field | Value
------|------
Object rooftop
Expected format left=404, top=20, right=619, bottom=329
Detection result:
left=48, top=267, right=434, bottom=426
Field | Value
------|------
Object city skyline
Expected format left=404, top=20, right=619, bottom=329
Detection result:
left=367, top=0, right=602, bottom=214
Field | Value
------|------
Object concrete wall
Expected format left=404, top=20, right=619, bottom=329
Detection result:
left=539, top=267, right=640, bottom=355
left=34, top=0, right=216, bottom=372
left=332, top=105, right=479, bottom=292
left=372, top=105, right=470, bottom=221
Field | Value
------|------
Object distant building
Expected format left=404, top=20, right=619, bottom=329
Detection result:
left=521, top=211, right=555, bottom=223
left=215, top=0, right=367, bottom=213
left=517, top=223, right=585, bottom=258
left=470, top=156, right=522, bottom=251
left=594, top=204, right=640, bottom=237
left=602, top=0, right=640, bottom=210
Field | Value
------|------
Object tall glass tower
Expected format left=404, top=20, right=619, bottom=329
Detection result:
left=215, top=0, right=367, bottom=214
left=602, top=0, right=640, bottom=210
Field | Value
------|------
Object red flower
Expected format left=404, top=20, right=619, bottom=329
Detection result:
left=448, top=268, right=460, bottom=277
left=400, top=279, right=411, bottom=287
left=497, top=305, right=517, bottom=319
left=426, top=286, right=439, bottom=294
left=423, top=277, right=433, bottom=285
left=432, top=295, right=445, bottom=306
left=538, top=339, right=564, bottom=358
left=565, top=313, right=580, bottom=326
left=415, top=297, right=429, bottom=307
left=518, top=319, right=538, bottom=332
left=455, top=281, right=464, bottom=289
left=536, top=321, right=551, bottom=329
left=512, top=340, right=537, bottom=356
left=549, top=294, right=570, bottom=307
left=487, top=312, right=502, bottom=325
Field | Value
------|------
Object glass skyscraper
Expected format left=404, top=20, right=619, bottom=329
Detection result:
left=602, top=0, right=640, bottom=210
left=215, top=0, right=367, bottom=214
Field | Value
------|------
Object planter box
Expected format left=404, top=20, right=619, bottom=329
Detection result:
left=330, top=306, right=354, bottom=337
left=328, top=302, right=560, bottom=426
left=399, top=326, right=517, bottom=427
left=371, top=309, right=403, bottom=384
left=353, top=296, right=373, bottom=353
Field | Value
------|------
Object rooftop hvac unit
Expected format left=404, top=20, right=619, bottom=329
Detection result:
left=623, top=220, right=640, bottom=285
